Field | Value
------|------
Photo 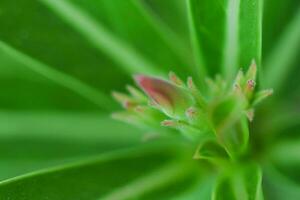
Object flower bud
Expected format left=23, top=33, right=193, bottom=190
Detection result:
left=169, top=71, right=184, bottom=86
left=135, top=75, right=194, bottom=119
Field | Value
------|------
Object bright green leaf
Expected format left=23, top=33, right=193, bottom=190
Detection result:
left=187, top=0, right=263, bottom=80
left=263, top=164, right=300, bottom=200
left=0, top=111, right=143, bottom=180
left=264, top=7, right=300, bottom=90
left=212, top=163, right=263, bottom=200
left=39, top=0, right=163, bottom=75
left=0, top=0, right=131, bottom=95
left=0, top=41, right=114, bottom=111
left=0, top=144, right=201, bottom=200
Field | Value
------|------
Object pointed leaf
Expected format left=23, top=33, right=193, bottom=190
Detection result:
left=0, top=144, right=202, bottom=200
left=187, top=0, right=263, bottom=79
left=213, top=163, right=263, bottom=200
left=0, top=112, right=143, bottom=181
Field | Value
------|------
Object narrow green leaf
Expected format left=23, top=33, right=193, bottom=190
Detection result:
left=238, top=0, right=263, bottom=72
left=223, top=0, right=240, bottom=79
left=186, top=0, right=209, bottom=81
left=143, top=0, right=190, bottom=44
left=174, top=176, right=215, bottom=200
left=0, top=111, right=142, bottom=180
left=262, top=0, right=300, bottom=54
left=225, top=0, right=263, bottom=79
left=270, top=140, right=300, bottom=165
left=242, top=164, right=264, bottom=200
left=134, top=0, right=192, bottom=71
left=264, top=164, right=300, bottom=200
left=99, top=162, right=187, bottom=200
left=0, top=0, right=132, bottom=95
left=212, top=164, right=263, bottom=200
left=187, top=0, right=263, bottom=79
left=0, top=41, right=113, bottom=110
left=187, top=0, right=231, bottom=79
left=263, top=110, right=300, bottom=141
left=0, top=144, right=200, bottom=200
left=73, top=0, right=191, bottom=76
left=39, top=0, right=161, bottom=75
left=0, top=111, right=141, bottom=141
left=268, top=141, right=300, bottom=196
left=264, top=7, right=300, bottom=89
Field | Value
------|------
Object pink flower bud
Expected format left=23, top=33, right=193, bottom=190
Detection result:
left=135, top=75, right=194, bottom=118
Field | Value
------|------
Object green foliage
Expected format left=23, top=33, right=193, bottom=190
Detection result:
left=0, top=0, right=300, bottom=199
left=0, top=144, right=204, bottom=200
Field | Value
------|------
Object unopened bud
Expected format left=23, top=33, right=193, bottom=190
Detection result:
left=245, top=59, right=257, bottom=81
left=169, top=71, right=184, bottom=86
left=187, top=77, right=206, bottom=107
left=235, top=70, right=244, bottom=84
left=246, top=79, right=256, bottom=91
left=187, top=76, right=196, bottom=90
left=135, top=75, right=194, bottom=118
left=245, top=109, right=255, bottom=121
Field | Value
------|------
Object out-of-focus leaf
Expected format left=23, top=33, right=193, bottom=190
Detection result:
left=268, top=139, right=300, bottom=195
left=173, top=177, right=215, bottom=200
left=212, top=176, right=236, bottom=200
left=0, top=41, right=114, bottom=111
left=263, top=164, right=300, bottom=200
left=39, top=0, right=187, bottom=76
left=0, top=144, right=202, bottom=200
left=270, top=140, right=300, bottom=165
left=187, top=0, right=263, bottom=79
left=263, top=111, right=300, bottom=141
left=74, top=0, right=191, bottom=75
left=0, top=44, right=109, bottom=111
left=193, top=140, right=228, bottom=161
left=0, top=0, right=132, bottom=95
left=211, top=97, right=249, bottom=157
left=0, top=112, right=143, bottom=180
left=143, top=0, right=190, bottom=44
left=212, top=164, right=263, bottom=200
left=186, top=0, right=224, bottom=79
left=38, top=0, right=151, bottom=75
left=264, top=7, right=300, bottom=90
left=262, top=0, right=300, bottom=56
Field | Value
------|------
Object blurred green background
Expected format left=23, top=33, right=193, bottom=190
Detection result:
left=0, top=0, right=300, bottom=199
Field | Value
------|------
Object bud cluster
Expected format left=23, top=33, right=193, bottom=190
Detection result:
left=112, top=60, right=273, bottom=160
